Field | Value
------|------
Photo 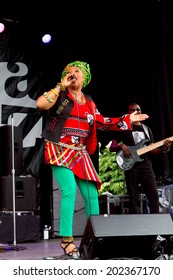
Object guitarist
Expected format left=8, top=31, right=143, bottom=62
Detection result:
left=109, top=102, right=172, bottom=214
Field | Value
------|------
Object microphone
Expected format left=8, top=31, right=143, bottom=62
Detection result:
left=68, top=74, right=76, bottom=80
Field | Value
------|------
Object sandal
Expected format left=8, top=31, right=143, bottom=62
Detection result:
left=60, top=241, right=80, bottom=259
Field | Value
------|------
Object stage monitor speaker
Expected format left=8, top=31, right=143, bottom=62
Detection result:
left=0, top=125, right=23, bottom=176
left=79, top=214, right=173, bottom=260
left=0, top=176, right=37, bottom=211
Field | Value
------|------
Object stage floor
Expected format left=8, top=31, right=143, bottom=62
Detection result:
left=1, top=213, right=173, bottom=260
left=0, top=237, right=81, bottom=260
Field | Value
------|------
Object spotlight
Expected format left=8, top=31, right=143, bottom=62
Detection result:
left=0, top=23, right=5, bottom=33
left=42, top=34, right=52, bottom=44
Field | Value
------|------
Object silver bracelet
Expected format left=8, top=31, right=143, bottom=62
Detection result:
left=56, top=84, right=61, bottom=91
left=56, top=83, right=65, bottom=91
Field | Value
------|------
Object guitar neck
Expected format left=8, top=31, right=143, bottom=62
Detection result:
left=137, top=136, right=173, bottom=156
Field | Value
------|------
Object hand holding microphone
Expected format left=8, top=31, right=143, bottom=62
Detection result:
left=60, top=73, right=76, bottom=89
left=68, top=74, right=76, bottom=81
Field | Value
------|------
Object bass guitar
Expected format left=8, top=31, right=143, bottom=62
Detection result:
left=116, top=136, right=173, bottom=171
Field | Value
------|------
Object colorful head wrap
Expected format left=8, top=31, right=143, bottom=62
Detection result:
left=61, top=61, right=91, bottom=88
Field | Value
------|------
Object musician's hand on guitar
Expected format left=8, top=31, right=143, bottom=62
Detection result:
left=130, top=112, right=149, bottom=122
left=162, top=139, right=172, bottom=153
left=120, top=143, right=132, bottom=157
left=164, top=139, right=172, bottom=148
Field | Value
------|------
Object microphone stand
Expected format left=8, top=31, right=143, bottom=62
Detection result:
left=9, top=113, right=26, bottom=251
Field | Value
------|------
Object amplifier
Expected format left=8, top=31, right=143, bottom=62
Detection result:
left=0, top=176, right=37, bottom=211
left=99, top=194, right=147, bottom=214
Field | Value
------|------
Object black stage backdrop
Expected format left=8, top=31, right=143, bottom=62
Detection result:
left=1, top=1, right=173, bottom=229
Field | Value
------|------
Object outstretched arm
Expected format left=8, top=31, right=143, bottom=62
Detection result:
left=130, top=112, right=149, bottom=122
left=95, top=107, right=149, bottom=131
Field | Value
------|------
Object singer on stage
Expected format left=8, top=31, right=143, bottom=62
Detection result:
left=36, top=61, right=149, bottom=259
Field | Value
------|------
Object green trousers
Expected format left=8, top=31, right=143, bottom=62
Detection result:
left=51, top=165, right=100, bottom=236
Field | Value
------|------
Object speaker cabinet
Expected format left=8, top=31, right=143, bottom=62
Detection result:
left=0, top=176, right=37, bottom=211
left=79, top=214, right=173, bottom=260
left=0, top=214, right=40, bottom=243
left=0, top=125, right=23, bottom=176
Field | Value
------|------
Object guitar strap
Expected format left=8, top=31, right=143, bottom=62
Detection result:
left=142, top=124, right=150, bottom=140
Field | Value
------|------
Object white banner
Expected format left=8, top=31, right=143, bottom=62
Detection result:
left=0, top=259, right=173, bottom=280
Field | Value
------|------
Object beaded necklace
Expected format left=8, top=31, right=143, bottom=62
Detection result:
left=70, top=91, right=86, bottom=104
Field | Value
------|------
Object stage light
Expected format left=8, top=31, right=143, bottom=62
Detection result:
left=0, top=23, right=5, bottom=33
left=42, top=34, right=52, bottom=44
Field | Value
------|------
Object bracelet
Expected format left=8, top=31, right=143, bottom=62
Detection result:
left=46, top=95, right=54, bottom=103
left=43, top=92, right=54, bottom=103
left=43, top=92, right=48, bottom=97
left=51, top=89, right=59, bottom=97
left=56, top=83, right=66, bottom=91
